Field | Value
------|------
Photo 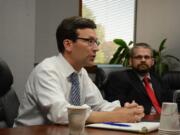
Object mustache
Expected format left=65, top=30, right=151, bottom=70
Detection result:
left=135, top=64, right=150, bottom=74
left=137, top=63, right=149, bottom=68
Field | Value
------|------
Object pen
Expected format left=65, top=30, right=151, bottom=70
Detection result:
left=103, top=122, right=131, bottom=127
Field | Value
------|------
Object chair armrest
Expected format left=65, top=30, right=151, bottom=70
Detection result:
left=1, top=88, right=19, bottom=127
left=173, top=89, right=180, bottom=112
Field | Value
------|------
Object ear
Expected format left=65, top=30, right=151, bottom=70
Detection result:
left=63, top=39, right=73, bottom=52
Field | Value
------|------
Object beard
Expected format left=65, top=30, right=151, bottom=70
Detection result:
left=133, top=63, right=151, bottom=75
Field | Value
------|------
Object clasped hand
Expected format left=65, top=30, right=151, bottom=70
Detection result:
left=124, top=101, right=145, bottom=122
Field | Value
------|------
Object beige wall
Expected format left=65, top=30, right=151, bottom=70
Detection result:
left=0, top=0, right=79, bottom=99
left=0, top=0, right=35, bottom=99
left=35, top=0, right=79, bottom=63
left=136, top=0, right=180, bottom=70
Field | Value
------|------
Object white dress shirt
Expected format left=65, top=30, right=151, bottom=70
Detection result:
left=14, top=53, right=120, bottom=126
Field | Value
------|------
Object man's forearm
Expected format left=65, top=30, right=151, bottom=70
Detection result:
left=86, top=106, right=144, bottom=124
left=86, top=111, right=119, bottom=123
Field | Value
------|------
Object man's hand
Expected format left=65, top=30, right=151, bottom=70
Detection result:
left=124, top=100, right=138, bottom=108
left=112, top=101, right=144, bottom=122
left=123, top=101, right=145, bottom=122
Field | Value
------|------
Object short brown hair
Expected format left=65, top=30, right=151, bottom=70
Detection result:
left=56, top=16, right=97, bottom=53
left=130, top=43, right=153, bottom=57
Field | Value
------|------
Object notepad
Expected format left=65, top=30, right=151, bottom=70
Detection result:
left=86, top=122, right=160, bottom=133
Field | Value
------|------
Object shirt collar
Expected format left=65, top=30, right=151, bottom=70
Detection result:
left=57, top=53, right=82, bottom=78
left=137, top=73, right=151, bottom=81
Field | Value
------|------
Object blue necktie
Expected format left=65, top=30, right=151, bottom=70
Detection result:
left=69, top=72, right=80, bottom=105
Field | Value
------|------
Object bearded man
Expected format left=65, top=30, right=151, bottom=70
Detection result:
left=104, top=43, right=172, bottom=115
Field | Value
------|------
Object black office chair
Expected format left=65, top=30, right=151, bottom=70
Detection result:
left=173, top=89, right=180, bottom=112
left=85, top=65, right=106, bottom=97
left=0, top=58, right=19, bottom=128
left=162, top=71, right=180, bottom=112
left=162, top=71, right=180, bottom=91
left=0, top=58, right=13, bottom=97
left=0, top=88, right=19, bottom=127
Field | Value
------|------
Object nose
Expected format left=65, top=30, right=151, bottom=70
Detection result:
left=141, top=57, right=146, bottom=61
left=93, top=44, right=99, bottom=52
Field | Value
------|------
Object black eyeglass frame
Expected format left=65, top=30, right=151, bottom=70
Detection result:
left=76, top=37, right=100, bottom=46
left=132, top=55, right=153, bottom=60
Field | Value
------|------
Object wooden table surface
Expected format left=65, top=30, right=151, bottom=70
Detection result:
left=0, top=115, right=160, bottom=135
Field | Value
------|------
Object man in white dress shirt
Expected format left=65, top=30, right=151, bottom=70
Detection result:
left=14, top=16, right=144, bottom=126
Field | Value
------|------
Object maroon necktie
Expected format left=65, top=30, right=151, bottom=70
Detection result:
left=143, top=75, right=161, bottom=114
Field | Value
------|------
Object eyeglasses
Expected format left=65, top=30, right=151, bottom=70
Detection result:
left=76, top=37, right=100, bottom=46
left=132, top=55, right=152, bottom=60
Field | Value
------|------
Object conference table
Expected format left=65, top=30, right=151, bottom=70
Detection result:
left=0, top=115, right=160, bottom=135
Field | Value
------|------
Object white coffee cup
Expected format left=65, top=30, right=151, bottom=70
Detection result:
left=160, top=102, right=180, bottom=130
left=67, top=105, right=89, bottom=135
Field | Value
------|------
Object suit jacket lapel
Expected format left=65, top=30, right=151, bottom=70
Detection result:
left=127, top=70, right=148, bottom=97
left=150, top=74, right=162, bottom=103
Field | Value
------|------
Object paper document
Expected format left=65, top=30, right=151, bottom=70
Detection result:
left=86, top=122, right=160, bottom=133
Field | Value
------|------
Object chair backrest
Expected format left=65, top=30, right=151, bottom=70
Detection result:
left=97, top=64, right=126, bottom=77
left=167, top=71, right=180, bottom=112
left=162, top=71, right=180, bottom=91
left=85, top=65, right=106, bottom=97
left=0, top=58, right=13, bottom=97
left=0, top=88, right=19, bottom=127
left=85, top=65, right=128, bottom=98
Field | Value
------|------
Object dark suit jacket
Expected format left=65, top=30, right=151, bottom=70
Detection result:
left=103, top=69, right=172, bottom=114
